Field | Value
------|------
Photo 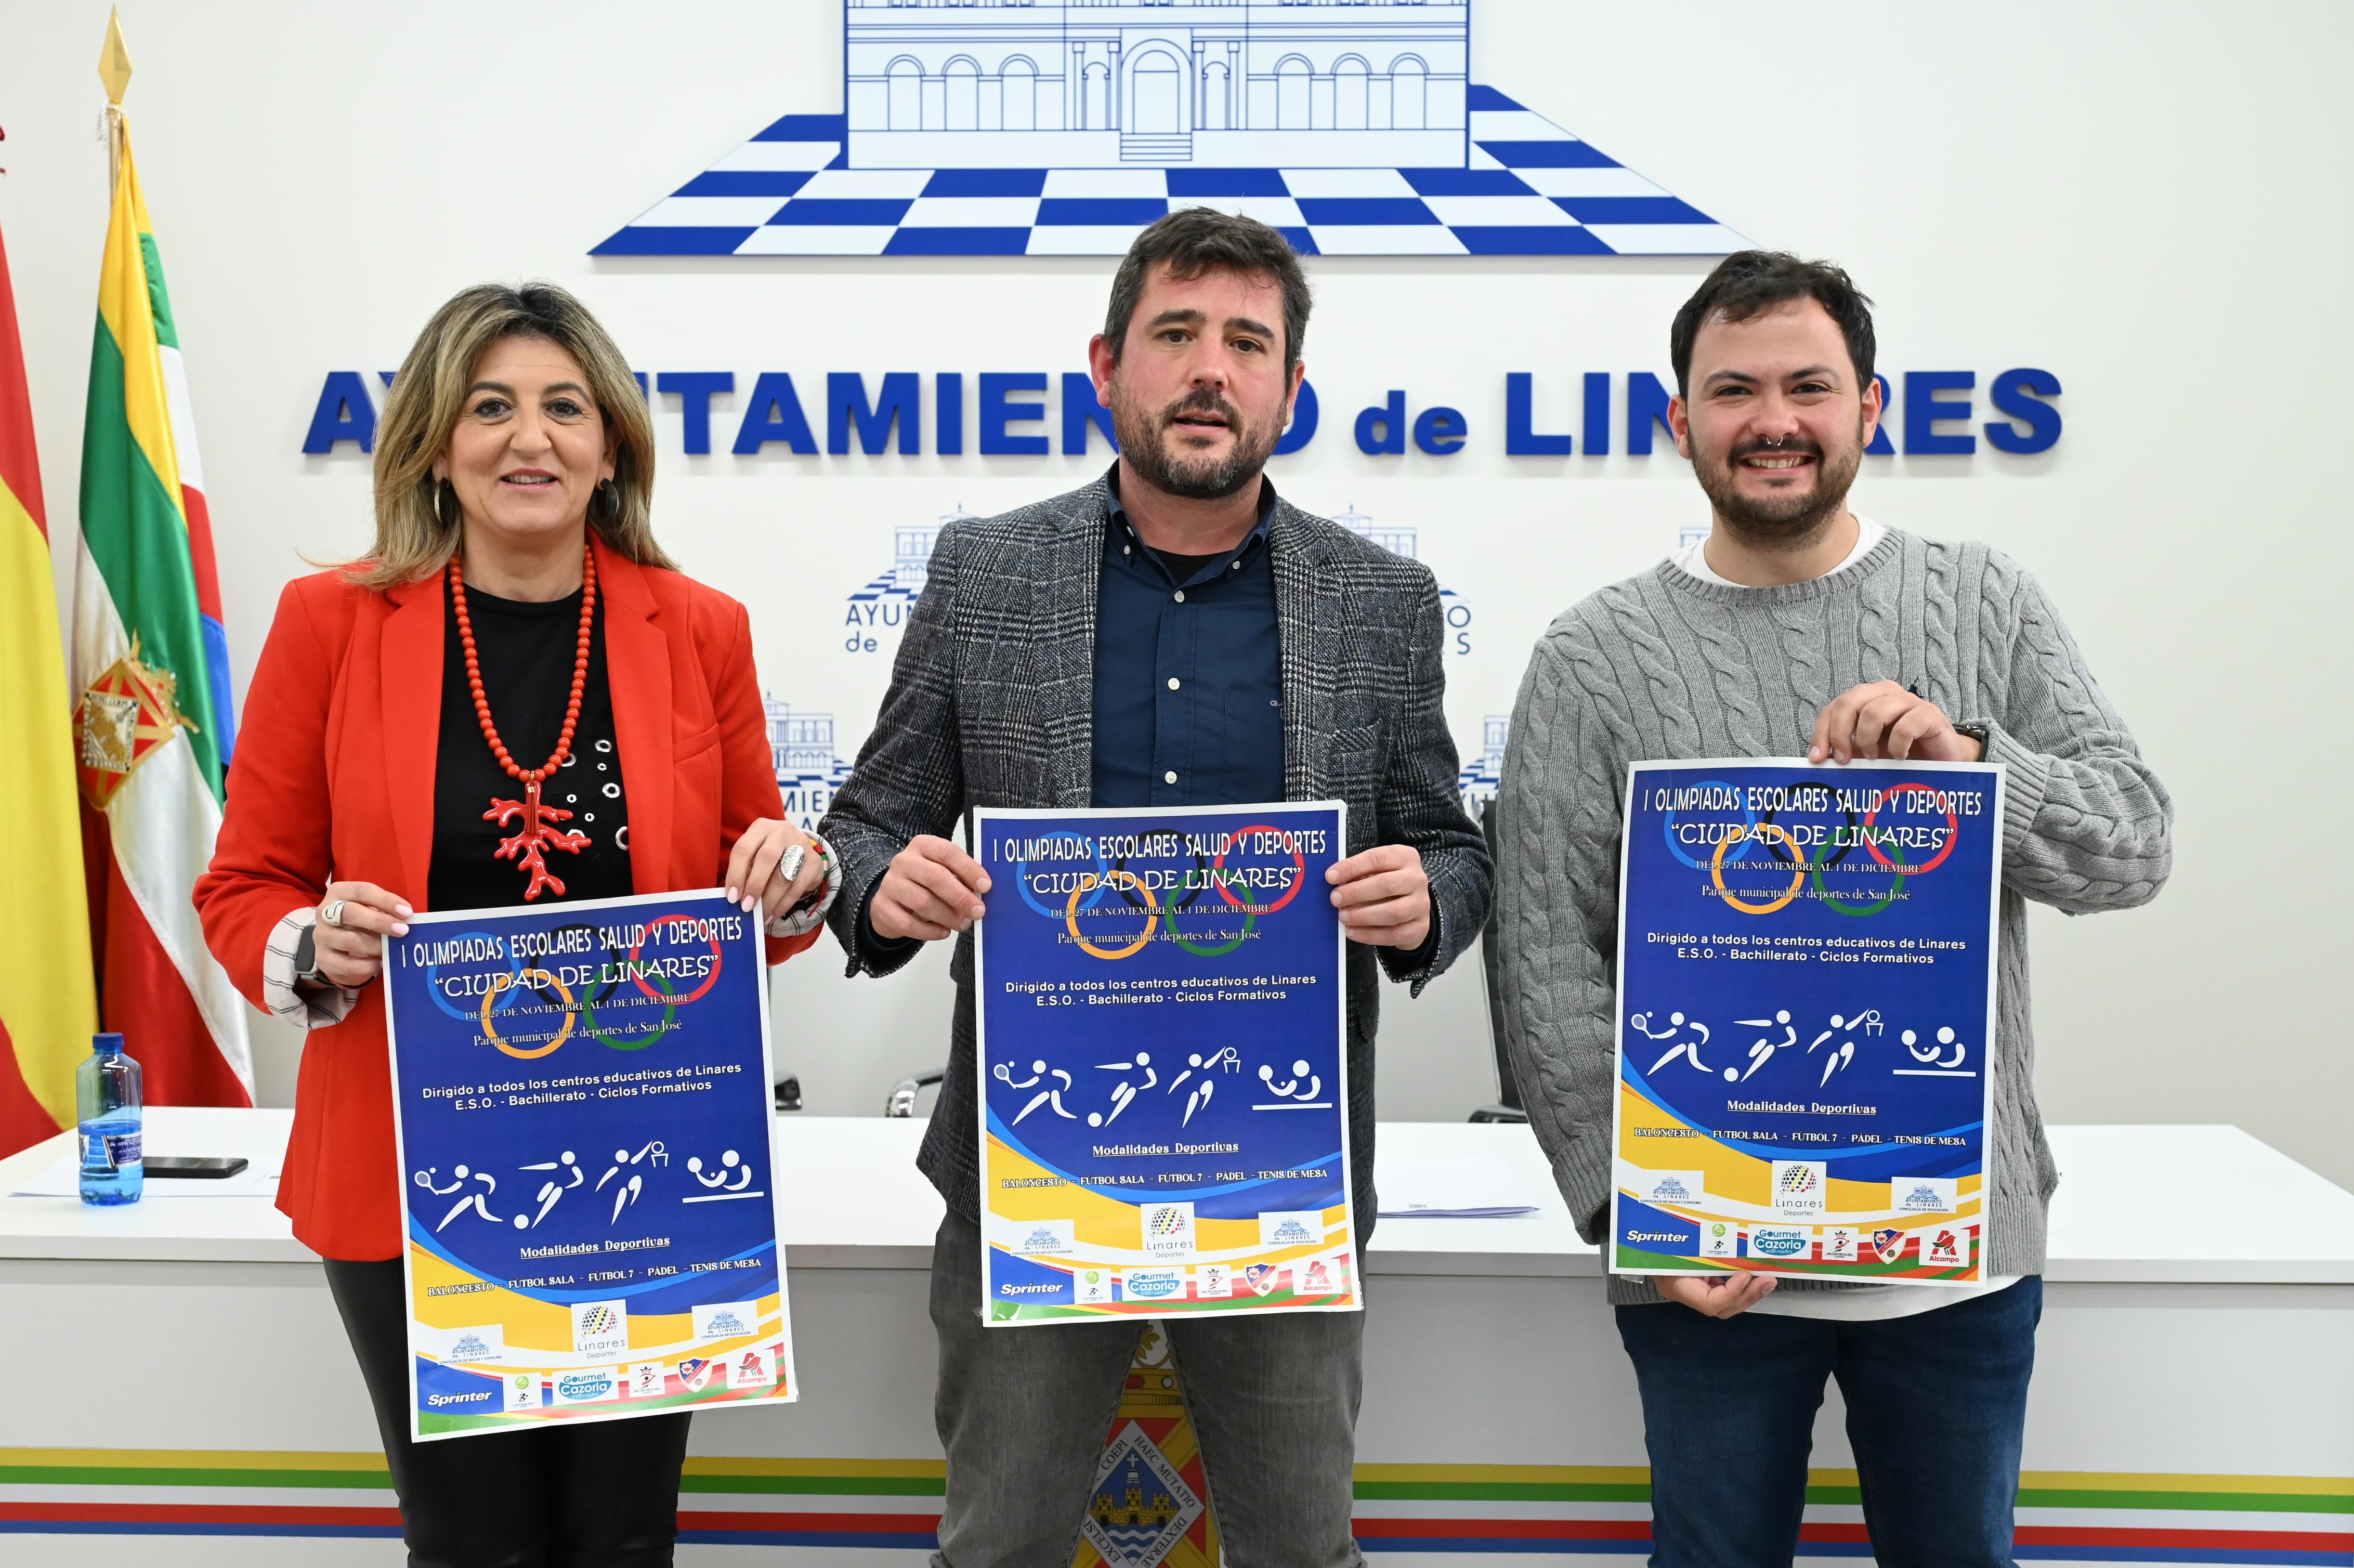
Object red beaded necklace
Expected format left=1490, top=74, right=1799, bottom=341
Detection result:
left=448, top=543, right=597, bottom=901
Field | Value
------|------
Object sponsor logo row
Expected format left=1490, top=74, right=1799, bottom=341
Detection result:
left=496, top=1343, right=784, bottom=1414
left=1014, top=1205, right=1328, bottom=1262
left=998, top=1252, right=1353, bottom=1306
left=1625, top=1217, right=1976, bottom=1269
left=438, top=1298, right=767, bottom=1367
left=1630, top=1167, right=1965, bottom=1218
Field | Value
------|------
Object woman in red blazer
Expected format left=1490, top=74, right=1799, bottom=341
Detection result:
left=197, top=282, right=833, bottom=1568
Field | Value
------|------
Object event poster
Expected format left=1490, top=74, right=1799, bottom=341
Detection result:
left=974, top=803, right=1354, bottom=1325
left=1611, top=760, right=2005, bottom=1284
left=384, top=889, right=795, bottom=1441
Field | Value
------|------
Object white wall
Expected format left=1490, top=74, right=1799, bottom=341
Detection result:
left=4, top=2, right=2347, bottom=1186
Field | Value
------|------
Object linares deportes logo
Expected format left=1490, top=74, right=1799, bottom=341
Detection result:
left=595, top=1, right=1743, bottom=260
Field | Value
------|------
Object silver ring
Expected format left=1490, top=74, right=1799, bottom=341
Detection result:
left=778, top=846, right=806, bottom=887
left=320, top=900, right=347, bottom=928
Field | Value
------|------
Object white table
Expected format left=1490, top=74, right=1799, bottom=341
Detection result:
left=2, top=1110, right=2349, bottom=1565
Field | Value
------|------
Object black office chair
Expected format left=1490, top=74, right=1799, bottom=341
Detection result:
left=1469, top=793, right=1529, bottom=1124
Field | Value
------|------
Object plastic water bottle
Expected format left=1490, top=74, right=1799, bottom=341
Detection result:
left=77, top=1033, right=143, bottom=1206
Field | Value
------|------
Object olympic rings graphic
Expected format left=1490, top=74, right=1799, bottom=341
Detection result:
left=1015, top=832, right=1113, bottom=919
left=1163, top=902, right=1257, bottom=957
left=629, top=914, right=724, bottom=1006
left=1114, top=852, right=1210, bottom=913
left=1710, top=825, right=1806, bottom=914
left=1759, top=805, right=1857, bottom=869
left=1213, top=824, right=1307, bottom=916
left=1662, top=780, right=1757, bottom=870
left=1067, top=869, right=1157, bottom=959
left=423, top=930, right=525, bottom=1022
left=1810, top=833, right=1906, bottom=916
left=483, top=969, right=576, bottom=1060
left=586, top=961, right=678, bottom=1050
left=1863, top=782, right=1961, bottom=875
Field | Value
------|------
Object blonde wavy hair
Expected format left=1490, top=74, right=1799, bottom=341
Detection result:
left=347, top=281, right=673, bottom=588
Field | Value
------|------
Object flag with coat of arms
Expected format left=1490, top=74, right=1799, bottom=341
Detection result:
left=68, top=36, right=252, bottom=1108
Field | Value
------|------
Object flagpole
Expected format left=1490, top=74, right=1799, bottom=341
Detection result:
left=98, top=7, right=132, bottom=190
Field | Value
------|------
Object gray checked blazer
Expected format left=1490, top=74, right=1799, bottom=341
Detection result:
left=819, top=476, right=1493, bottom=1225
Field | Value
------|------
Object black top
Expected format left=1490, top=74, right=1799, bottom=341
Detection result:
left=426, top=575, right=633, bottom=913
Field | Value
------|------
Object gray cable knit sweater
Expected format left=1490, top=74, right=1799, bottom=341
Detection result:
left=1495, top=529, right=2173, bottom=1306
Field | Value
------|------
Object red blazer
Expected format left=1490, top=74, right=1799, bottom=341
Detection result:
left=196, top=540, right=818, bottom=1261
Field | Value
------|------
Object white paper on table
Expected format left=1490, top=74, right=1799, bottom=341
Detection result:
left=1375, top=1156, right=1538, bottom=1218
left=12, top=1142, right=284, bottom=1198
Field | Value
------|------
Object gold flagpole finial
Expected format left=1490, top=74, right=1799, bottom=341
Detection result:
left=98, top=8, right=134, bottom=107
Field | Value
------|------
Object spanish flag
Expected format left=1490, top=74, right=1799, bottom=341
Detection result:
left=0, top=220, right=102, bottom=1158
left=68, top=117, right=252, bottom=1107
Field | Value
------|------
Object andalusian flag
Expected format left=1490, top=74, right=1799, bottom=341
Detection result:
left=0, top=220, right=102, bottom=1158
left=69, top=85, right=252, bottom=1106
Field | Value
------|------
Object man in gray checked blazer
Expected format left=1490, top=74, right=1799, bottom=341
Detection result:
left=820, top=210, right=1490, bottom=1566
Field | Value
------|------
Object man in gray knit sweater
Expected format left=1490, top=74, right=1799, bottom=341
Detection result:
left=1496, top=252, right=2172, bottom=1567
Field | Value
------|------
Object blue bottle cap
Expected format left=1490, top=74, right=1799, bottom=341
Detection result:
left=93, top=1032, right=125, bottom=1052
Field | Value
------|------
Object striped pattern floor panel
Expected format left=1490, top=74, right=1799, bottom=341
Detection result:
left=2, top=1453, right=2346, bottom=1565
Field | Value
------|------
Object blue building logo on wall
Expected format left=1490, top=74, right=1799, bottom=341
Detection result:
left=1458, top=714, right=1507, bottom=809
left=1331, top=503, right=1473, bottom=657
left=845, top=503, right=975, bottom=654
left=596, top=2, right=1743, bottom=258
left=766, top=692, right=855, bottom=831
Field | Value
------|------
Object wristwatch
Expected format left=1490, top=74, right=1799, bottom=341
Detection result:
left=1951, top=720, right=1992, bottom=761
left=292, top=925, right=329, bottom=985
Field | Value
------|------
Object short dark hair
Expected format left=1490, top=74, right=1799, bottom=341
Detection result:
left=1104, top=208, right=1312, bottom=376
left=1669, top=250, right=1876, bottom=398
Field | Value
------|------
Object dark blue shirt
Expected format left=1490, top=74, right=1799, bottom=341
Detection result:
left=1090, top=469, right=1284, bottom=808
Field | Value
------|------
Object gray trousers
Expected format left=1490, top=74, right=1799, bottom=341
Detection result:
left=926, top=1209, right=1366, bottom=1568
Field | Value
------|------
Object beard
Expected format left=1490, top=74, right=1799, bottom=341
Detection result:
left=1692, top=422, right=1865, bottom=547
left=1111, top=382, right=1279, bottom=502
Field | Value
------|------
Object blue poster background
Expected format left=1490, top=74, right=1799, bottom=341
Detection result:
left=1613, top=760, right=2004, bottom=1277
left=384, top=889, right=789, bottom=1431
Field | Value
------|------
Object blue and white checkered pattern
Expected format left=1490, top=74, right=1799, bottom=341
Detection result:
left=593, top=88, right=1746, bottom=258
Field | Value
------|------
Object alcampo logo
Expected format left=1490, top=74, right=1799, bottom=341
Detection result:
left=557, top=1373, right=615, bottom=1401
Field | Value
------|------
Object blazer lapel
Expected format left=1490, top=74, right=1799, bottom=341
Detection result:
left=1269, top=504, right=1336, bottom=801
left=1037, top=487, right=1107, bottom=809
left=597, top=542, right=673, bottom=894
left=380, top=574, right=444, bottom=907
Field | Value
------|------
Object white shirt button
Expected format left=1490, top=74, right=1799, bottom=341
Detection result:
left=1167, top=677, right=1181, bottom=690
left=1123, top=544, right=1131, bottom=555
left=1173, top=591, right=1185, bottom=603
left=1231, top=560, right=1241, bottom=569
left=1163, top=770, right=1179, bottom=785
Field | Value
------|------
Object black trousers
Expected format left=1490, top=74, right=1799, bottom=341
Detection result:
left=324, top=1257, right=692, bottom=1568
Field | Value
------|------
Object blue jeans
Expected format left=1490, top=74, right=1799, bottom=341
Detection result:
left=1615, top=1278, right=2043, bottom=1568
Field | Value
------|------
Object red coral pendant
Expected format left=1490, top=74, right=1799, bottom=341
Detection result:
left=486, top=779, right=591, bottom=901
